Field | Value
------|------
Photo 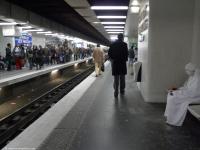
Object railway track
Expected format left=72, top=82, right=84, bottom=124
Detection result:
left=0, top=65, right=94, bottom=147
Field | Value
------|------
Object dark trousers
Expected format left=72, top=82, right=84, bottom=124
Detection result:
left=28, top=58, right=33, bottom=70
left=113, top=75, right=125, bottom=93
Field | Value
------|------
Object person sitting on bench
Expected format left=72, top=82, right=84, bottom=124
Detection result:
left=164, top=63, right=200, bottom=126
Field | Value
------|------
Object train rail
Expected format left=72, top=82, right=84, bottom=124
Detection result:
left=0, top=65, right=95, bottom=147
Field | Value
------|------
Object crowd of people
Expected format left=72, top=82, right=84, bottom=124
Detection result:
left=0, top=43, right=93, bottom=71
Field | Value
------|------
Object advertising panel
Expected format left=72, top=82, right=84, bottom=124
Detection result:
left=15, top=33, right=32, bottom=47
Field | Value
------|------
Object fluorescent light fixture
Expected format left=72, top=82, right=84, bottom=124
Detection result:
left=20, top=26, right=32, bottom=29
left=131, top=6, right=140, bottom=13
left=110, top=36, right=118, bottom=40
left=37, top=31, right=52, bottom=34
left=45, top=33, right=58, bottom=36
left=24, top=29, right=43, bottom=32
left=106, top=29, right=124, bottom=32
left=108, top=32, right=124, bottom=34
left=19, top=22, right=27, bottom=25
left=0, top=22, right=17, bottom=26
left=93, top=22, right=101, bottom=24
left=91, top=6, right=128, bottom=10
left=132, top=0, right=139, bottom=6
left=97, top=16, right=126, bottom=19
left=101, top=22, right=125, bottom=25
left=104, top=26, right=124, bottom=29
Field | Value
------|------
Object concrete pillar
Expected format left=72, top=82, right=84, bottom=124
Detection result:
left=138, top=0, right=195, bottom=103
left=192, top=0, right=200, bottom=68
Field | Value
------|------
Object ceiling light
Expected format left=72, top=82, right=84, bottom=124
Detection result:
left=101, top=22, right=125, bottom=25
left=19, top=22, right=27, bottom=25
left=104, top=26, right=124, bottom=29
left=91, top=6, right=128, bottom=10
left=110, top=35, right=118, bottom=40
left=108, top=32, right=124, bottom=34
left=106, top=29, right=124, bottom=32
left=0, top=22, right=17, bottom=26
left=20, top=26, right=33, bottom=29
left=93, top=22, right=101, bottom=24
left=97, top=16, right=126, bottom=19
left=37, top=31, right=52, bottom=34
left=24, top=29, right=43, bottom=32
left=130, top=6, right=140, bottom=13
left=45, top=33, right=58, bottom=36
left=132, top=0, right=139, bottom=6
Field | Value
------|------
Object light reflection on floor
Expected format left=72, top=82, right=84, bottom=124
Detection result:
left=0, top=65, right=92, bottom=119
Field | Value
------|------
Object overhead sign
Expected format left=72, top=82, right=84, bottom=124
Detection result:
left=15, top=33, right=32, bottom=46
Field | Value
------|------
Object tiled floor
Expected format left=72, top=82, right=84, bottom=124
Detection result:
left=39, top=63, right=200, bottom=150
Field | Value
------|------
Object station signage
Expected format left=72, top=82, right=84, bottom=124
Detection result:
left=15, top=33, right=32, bottom=46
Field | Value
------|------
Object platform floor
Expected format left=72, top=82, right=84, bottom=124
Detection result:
left=39, top=63, right=200, bottom=150
left=0, top=58, right=91, bottom=88
left=0, top=63, right=66, bottom=80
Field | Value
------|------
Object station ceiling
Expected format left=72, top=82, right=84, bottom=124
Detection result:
left=8, top=0, right=111, bottom=45
left=88, top=0, right=130, bottom=36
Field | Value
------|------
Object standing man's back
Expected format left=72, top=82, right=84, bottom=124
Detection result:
left=108, top=34, right=128, bottom=97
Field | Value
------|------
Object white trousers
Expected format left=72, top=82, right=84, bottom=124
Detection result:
left=95, top=62, right=101, bottom=75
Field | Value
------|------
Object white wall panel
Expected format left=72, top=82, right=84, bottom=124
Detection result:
left=192, top=0, right=200, bottom=68
left=139, top=0, right=195, bottom=103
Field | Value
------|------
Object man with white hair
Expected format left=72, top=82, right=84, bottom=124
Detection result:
left=164, top=63, right=200, bottom=126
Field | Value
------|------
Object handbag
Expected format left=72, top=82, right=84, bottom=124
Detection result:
left=101, top=64, right=105, bottom=72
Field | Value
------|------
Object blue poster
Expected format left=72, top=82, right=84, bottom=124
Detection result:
left=15, top=33, right=32, bottom=46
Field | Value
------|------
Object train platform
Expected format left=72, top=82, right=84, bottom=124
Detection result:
left=0, top=58, right=92, bottom=88
left=3, top=62, right=200, bottom=150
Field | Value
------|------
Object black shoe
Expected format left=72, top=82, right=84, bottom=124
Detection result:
left=114, top=92, right=118, bottom=98
left=120, top=90, right=125, bottom=95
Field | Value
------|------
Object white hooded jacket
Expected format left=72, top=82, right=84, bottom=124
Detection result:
left=164, top=63, right=200, bottom=126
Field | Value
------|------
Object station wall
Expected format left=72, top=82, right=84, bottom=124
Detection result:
left=138, top=0, right=195, bottom=103
left=192, top=0, right=200, bottom=68
left=0, top=27, right=15, bottom=56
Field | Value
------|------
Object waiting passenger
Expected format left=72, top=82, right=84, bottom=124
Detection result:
left=93, top=44, right=104, bottom=77
left=27, top=47, right=33, bottom=70
left=164, top=63, right=200, bottom=126
left=5, top=43, right=12, bottom=71
left=0, top=54, right=5, bottom=70
left=13, top=45, right=22, bottom=70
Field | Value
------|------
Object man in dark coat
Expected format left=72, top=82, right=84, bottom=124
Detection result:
left=5, top=43, right=12, bottom=71
left=108, top=34, right=128, bottom=97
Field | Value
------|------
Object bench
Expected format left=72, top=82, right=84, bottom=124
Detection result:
left=188, top=103, right=200, bottom=120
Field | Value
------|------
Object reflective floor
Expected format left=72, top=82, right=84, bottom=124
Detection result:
left=39, top=63, right=200, bottom=150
